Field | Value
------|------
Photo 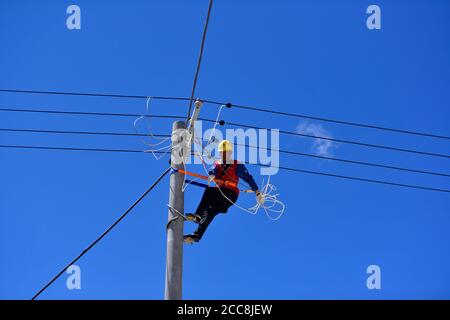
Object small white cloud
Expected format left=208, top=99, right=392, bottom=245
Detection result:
left=296, top=121, right=338, bottom=157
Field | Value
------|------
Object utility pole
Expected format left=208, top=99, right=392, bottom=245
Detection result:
left=165, top=120, right=186, bottom=300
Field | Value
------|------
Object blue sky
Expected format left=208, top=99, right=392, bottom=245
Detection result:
left=1, top=0, right=449, bottom=299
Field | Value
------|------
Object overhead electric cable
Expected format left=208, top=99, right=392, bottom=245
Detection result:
left=0, top=145, right=165, bottom=154
left=237, top=142, right=450, bottom=178
left=31, top=167, right=171, bottom=300
left=0, top=88, right=191, bottom=101
left=2, top=144, right=448, bottom=194
left=255, top=164, right=450, bottom=194
left=0, top=107, right=183, bottom=119
left=2, top=89, right=448, bottom=140
left=0, top=107, right=217, bottom=124
left=2, top=127, right=449, bottom=177
left=186, top=0, right=214, bottom=120
left=202, top=99, right=450, bottom=140
left=223, top=120, right=450, bottom=159
left=0, top=128, right=170, bottom=138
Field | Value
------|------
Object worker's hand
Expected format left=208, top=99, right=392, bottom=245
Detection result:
left=256, top=191, right=265, bottom=205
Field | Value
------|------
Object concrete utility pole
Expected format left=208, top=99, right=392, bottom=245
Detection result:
left=165, top=120, right=186, bottom=300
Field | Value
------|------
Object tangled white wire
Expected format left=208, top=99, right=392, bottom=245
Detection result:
left=134, top=97, right=172, bottom=160
left=248, top=176, right=285, bottom=221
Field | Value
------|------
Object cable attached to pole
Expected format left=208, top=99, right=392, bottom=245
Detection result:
left=0, top=88, right=191, bottom=102
left=1, top=88, right=448, bottom=140
left=202, top=99, right=450, bottom=141
left=0, top=144, right=168, bottom=154
left=186, top=0, right=214, bottom=120
left=31, top=167, right=171, bottom=300
left=223, top=120, right=450, bottom=159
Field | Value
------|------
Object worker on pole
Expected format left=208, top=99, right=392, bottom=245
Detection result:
left=184, top=140, right=264, bottom=243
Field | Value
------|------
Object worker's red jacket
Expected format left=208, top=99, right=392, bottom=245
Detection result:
left=209, top=160, right=259, bottom=195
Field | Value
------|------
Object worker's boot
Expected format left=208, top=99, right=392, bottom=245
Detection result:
left=185, top=213, right=201, bottom=224
left=183, top=234, right=200, bottom=244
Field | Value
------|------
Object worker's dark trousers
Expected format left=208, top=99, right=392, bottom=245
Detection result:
left=194, top=187, right=238, bottom=239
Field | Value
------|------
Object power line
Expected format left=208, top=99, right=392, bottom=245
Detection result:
left=0, top=107, right=183, bottom=119
left=0, top=128, right=171, bottom=138
left=2, top=106, right=449, bottom=175
left=0, top=145, right=165, bottom=154
left=2, top=88, right=448, bottom=140
left=224, top=120, right=450, bottom=159
left=186, top=0, right=214, bottom=120
left=255, top=164, right=450, bottom=194
left=0, top=107, right=217, bottom=124
left=0, top=88, right=191, bottom=102
left=203, top=99, right=450, bottom=140
left=1, top=144, right=448, bottom=194
left=31, top=167, right=171, bottom=300
left=2, top=126, right=450, bottom=177
left=2, top=126, right=449, bottom=177
left=239, top=142, right=450, bottom=178
left=4, top=107, right=446, bottom=159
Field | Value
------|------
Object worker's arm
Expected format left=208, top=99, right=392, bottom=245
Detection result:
left=236, top=164, right=259, bottom=192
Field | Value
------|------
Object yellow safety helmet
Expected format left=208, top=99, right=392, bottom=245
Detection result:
left=218, top=140, right=233, bottom=152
